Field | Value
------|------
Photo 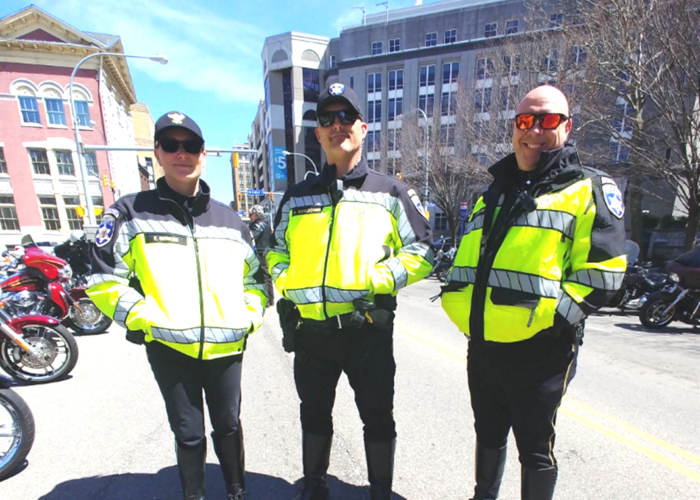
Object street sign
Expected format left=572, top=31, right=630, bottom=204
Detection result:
left=247, top=189, right=265, bottom=196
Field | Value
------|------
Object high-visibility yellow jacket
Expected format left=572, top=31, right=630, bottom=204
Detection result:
left=86, top=178, right=267, bottom=360
left=266, top=158, right=434, bottom=321
left=442, top=145, right=626, bottom=343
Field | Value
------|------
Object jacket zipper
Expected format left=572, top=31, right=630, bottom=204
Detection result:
left=320, top=195, right=339, bottom=320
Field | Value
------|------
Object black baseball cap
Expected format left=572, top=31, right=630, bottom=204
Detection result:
left=317, top=82, right=363, bottom=118
left=154, top=111, right=204, bottom=142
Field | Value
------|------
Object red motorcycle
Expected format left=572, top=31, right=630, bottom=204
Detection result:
left=1, top=235, right=110, bottom=335
left=0, top=374, right=35, bottom=480
left=0, top=236, right=79, bottom=383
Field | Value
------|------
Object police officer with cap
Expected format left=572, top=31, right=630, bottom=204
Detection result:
left=87, top=111, right=267, bottom=500
left=267, top=82, right=434, bottom=500
left=248, top=204, right=274, bottom=306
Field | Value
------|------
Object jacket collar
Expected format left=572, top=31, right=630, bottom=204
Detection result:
left=156, top=177, right=210, bottom=216
left=317, top=156, right=370, bottom=186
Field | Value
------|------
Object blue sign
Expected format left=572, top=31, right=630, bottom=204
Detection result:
left=247, top=189, right=265, bottom=196
left=273, top=146, right=287, bottom=181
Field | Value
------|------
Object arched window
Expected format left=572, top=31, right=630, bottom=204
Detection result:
left=11, top=80, right=41, bottom=124
left=272, top=49, right=289, bottom=63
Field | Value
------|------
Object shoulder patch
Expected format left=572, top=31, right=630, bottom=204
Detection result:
left=407, top=189, right=428, bottom=220
left=601, top=177, right=625, bottom=219
left=95, top=215, right=116, bottom=247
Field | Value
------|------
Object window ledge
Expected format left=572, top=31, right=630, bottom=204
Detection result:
left=21, top=122, right=43, bottom=128
left=47, top=124, right=69, bottom=129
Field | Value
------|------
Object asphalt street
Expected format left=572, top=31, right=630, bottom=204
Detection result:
left=0, top=278, right=698, bottom=499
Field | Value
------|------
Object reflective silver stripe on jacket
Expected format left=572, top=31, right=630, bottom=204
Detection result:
left=512, top=210, right=576, bottom=239
left=447, top=266, right=477, bottom=284
left=86, top=273, right=130, bottom=288
left=488, top=269, right=560, bottom=298
left=464, top=213, right=484, bottom=237
left=113, top=290, right=145, bottom=328
left=122, top=219, right=247, bottom=244
left=341, top=189, right=418, bottom=246
left=556, top=290, right=586, bottom=324
left=270, top=262, right=289, bottom=282
left=286, top=286, right=368, bottom=305
left=151, top=326, right=248, bottom=344
left=568, top=268, right=624, bottom=291
left=382, top=257, right=408, bottom=290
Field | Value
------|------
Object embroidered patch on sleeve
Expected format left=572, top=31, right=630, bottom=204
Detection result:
left=601, top=178, right=625, bottom=219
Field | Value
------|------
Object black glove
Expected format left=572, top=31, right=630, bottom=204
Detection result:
left=125, top=329, right=145, bottom=345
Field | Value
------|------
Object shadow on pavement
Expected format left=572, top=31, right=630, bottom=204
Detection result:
left=37, top=466, right=408, bottom=499
left=613, top=322, right=696, bottom=335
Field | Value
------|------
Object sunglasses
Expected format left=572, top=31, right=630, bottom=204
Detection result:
left=514, top=113, right=569, bottom=130
left=158, top=138, right=204, bottom=154
left=317, top=109, right=360, bottom=127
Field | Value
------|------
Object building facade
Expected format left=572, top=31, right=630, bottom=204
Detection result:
left=0, top=5, right=142, bottom=249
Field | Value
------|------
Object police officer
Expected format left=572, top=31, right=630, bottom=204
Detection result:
left=87, top=111, right=267, bottom=500
left=248, top=204, right=274, bottom=306
left=267, top=82, right=434, bottom=500
left=441, top=86, right=626, bottom=500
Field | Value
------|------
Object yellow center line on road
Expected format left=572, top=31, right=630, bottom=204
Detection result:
left=395, top=320, right=700, bottom=483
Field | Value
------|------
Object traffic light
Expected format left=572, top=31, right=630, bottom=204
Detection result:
left=101, top=174, right=108, bottom=187
left=237, top=192, right=242, bottom=201
left=110, top=180, right=116, bottom=189
left=397, top=172, right=403, bottom=180
left=269, top=192, right=274, bottom=201
left=75, top=206, right=86, bottom=218
left=232, top=153, right=240, bottom=168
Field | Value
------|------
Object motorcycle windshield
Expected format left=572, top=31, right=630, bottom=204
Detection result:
left=624, top=240, right=640, bottom=266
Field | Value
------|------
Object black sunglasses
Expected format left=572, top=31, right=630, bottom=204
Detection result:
left=317, top=109, right=360, bottom=127
left=514, top=113, right=569, bottom=130
left=158, top=138, right=204, bottom=154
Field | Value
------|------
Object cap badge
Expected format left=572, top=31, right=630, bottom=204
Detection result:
left=329, top=83, right=345, bottom=96
left=167, top=112, right=186, bottom=125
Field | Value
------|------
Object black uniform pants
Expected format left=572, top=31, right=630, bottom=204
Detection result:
left=467, top=333, right=578, bottom=470
left=294, top=320, right=396, bottom=443
left=146, top=340, right=243, bottom=448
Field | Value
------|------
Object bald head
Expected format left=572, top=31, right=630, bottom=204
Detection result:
left=512, top=85, right=573, bottom=171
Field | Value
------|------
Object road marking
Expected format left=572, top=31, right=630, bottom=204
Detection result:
left=395, top=320, right=700, bottom=483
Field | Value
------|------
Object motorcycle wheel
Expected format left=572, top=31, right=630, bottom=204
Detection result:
left=639, top=297, right=675, bottom=329
left=0, top=325, right=79, bottom=384
left=437, top=267, right=448, bottom=282
left=67, top=298, right=112, bottom=335
left=0, top=387, right=35, bottom=481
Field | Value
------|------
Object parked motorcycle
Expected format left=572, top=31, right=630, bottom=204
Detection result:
left=432, top=247, right=456, bottom=282
left=608, top=240, right=669, bottom=311
left=2, top=235, right=110, bottom=335
left=638, top=246, right=700, bottom=329
left=0, top=375, right=35, bottom=480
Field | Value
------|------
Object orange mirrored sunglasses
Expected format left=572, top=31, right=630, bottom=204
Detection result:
left=514, top=113, right=569, bottom=130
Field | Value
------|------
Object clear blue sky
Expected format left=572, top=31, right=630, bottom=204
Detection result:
left=2, top=0, right=425, bottom=204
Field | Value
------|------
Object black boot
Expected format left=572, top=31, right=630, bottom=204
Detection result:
left=212, top=427, right=246, bottom=500
left=470, top=443, right=507, bottom=500
left=176, top=441, right=206, bottom=500
left=296, top=432, right=332, bottom=500
left=521, top=466, right=557, bottom=500
left=365, top=439, right=395, bottom=500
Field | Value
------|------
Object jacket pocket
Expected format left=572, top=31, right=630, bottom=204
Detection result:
left=441, top=287, right=473, bottom=334
left=489, top=288, right=540, bottom=308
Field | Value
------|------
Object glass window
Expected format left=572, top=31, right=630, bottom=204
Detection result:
left=83, top=152, right=98, bottom=176
left=550, top=13, right=563, bottom=27
left=45, top=98, right=66, bottom=126
left=74, top=100, right=91, bottom=127
left=39, top=196, right=60, bottom=231
left=367, top=73, right=382, bottom=93
left=63, top=195, right=83, bottom=230
left=19, top=96, right=41, bottom=124
left=388, top=70, right=403, bottom=91
left=610, top=140, right=630, bottom=162
left=55, top=151, right=75, bottom=176
left=441, top=92, right=457, bottom=116
left=330, top=55, right=337, bottom=68
left=418, top=94, right=435, bottom=117
left=443, top=62, right=459, bottom=84
left=569, top=46, right=587, bottom=68
left=500, top=86, right=518, bottom=110
left=613, top=103, right=633, bottom=135
left=444, top=29, right=456, bottom=44
left=350, top=76, right=355, bottom=89
left=372, top=42, right=383, bottom=55
left=302, top=68, right=320, bottom=102
left=0, top=195, right=19, bottom=231
left=389, top=39, right=401, bottom=52
left=366, top=130, right=381, bottom=153
left=419, top=65, right=436, bottom=87
left=0, top=148, right=7, bottom=174
left=484, top=23, right=497, bottom=38
left=476, top=58, right=494, bottom=80
left=542, top=50, right=558, bottom=74
left=503, top=55, right=521, bottom=76
left=388, top=97, right=403, bottom=121
left=434, top=212, right=448, bottom=231
left=29, top=149, right=50, bottom=175
left=367, top=100, right=382, bottom=123
left=425, top=33, right=437, bottom=47
left=475, top=87, right=492, bottom=112
left=264, top=78, right=270, bottom=111
left=506, top=20, right=519, bottom=34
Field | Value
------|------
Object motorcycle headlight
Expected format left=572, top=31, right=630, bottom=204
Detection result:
left=58, top=265, right=73, bottom=282
left=668, top=272, right=679, bottom=283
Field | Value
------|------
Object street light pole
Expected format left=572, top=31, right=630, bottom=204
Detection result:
left=283, top=150, right=319, bottom=180
left=69, top=52, right=168, bottom=226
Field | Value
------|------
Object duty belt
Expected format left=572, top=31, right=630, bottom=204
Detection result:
left=303, top=299, right=393, bottom=330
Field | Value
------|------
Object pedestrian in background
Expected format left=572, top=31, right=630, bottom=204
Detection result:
left=267, top=82, right=434, bottom=500
left=442, top=85, right=626, bottom=500
left=248, top=204, right=274, bottom=307
left=87, top=111, right=267, bottom=500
